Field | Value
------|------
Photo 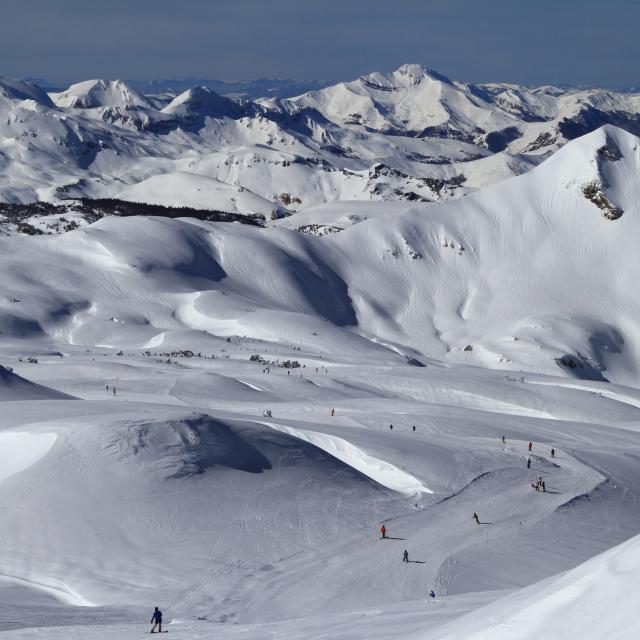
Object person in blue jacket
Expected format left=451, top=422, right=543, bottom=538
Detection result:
left=150, top=607, right=162, bottom=633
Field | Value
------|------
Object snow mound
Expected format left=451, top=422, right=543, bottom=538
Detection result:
left=0, top=431, right=57, bottom=483
left=430, top=532, right=640, bottom=640
left=264, top=422, right=433, bottom=495
left=115, top=171, right=277, bottom=216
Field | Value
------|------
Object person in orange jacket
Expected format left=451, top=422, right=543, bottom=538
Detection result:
left=380, top=524, right=387, bottom=539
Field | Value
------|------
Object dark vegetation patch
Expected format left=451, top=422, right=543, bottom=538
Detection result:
left=0, top=198, right=264, bottom=230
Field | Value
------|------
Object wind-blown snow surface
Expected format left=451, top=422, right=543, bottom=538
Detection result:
left=1, top=126, right=640, bottom=638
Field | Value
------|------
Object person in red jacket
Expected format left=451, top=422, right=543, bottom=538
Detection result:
left=528, top=441, right=533, bottom=452
left=380, top=524, right=387, bottom=539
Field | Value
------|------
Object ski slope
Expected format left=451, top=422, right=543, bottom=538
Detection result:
left=0, top=125, right=639, bottom=638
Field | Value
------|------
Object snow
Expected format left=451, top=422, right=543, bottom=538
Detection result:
left=428, top=533, right=640, bottom=639
left=50, top=79, right=154, bottom=110
left=0, top=83, right=639, bottom=638
left=1, top=65, right=640, bottom=215
left=0, top=432, right=57, bottom=483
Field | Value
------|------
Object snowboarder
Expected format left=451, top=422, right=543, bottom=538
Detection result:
left=528, top=441, right=533, bottom=452
left=402, top=550, right=409, bottom=562
left=473, top=512, right=480, bottom=525
left=380, top=524, right=387, bottom=539
left=150, top=607, right=162, bottom=633
left=527, top=458, right=531, bottom=469
left=551, top=448, right=555, bottom=458
left=428, top=590, right=436, bottom=599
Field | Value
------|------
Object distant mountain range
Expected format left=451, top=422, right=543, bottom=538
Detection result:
left=25, top=76, right=335, bottom=99
left=1, top=64, right=639, bottom=219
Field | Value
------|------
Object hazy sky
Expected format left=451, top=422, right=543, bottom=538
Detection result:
left=3, top=0, right=639, bottom=87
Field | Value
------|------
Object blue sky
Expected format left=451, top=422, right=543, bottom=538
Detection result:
left=3, top=0, right=639, bottom=87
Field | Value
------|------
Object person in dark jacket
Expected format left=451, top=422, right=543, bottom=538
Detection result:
left=150, top=607, right=162, bottom=633
left=473, top=512, right=480, bottom=525
left=402, top=549, right=409, bottom=562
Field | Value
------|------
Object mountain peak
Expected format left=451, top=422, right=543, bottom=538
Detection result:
left=0, top=77, right=54, bottom=106
left=50, top=79, right=153, bottom=109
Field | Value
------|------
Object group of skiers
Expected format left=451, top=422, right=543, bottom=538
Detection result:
left=379, top=437, right=559, bottom=602
left=502, top=437, right=557, bottom=489
left=388, top=424, right=417, bottom=432
left=532, top=476, right=546, bottom=492
left=381, top=525, right=435, bottom=598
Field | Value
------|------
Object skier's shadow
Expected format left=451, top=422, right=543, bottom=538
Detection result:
left=384, top=537, right=406, bottom=540
left=407, top=560, right=426, bottom=564
left=477, top=522, right=494, bottom=525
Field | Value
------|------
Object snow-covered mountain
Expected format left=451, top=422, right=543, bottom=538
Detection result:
left=2, top=69, right=640, bottom=639
left=50, top=79, right=155, bottom=110
left=2, top=124, right=638, bottom=380
left=0, top=65, right=639, bottom=218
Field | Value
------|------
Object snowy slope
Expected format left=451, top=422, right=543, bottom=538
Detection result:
left=0, top=365, right=73, bottom=401
left=2, top=125, right=637, bottom=381
left=0, top=78, right=54, bottom=106
left=429, top=532, right=640, bottom=639
left=0, top=115, right=640, bottom=639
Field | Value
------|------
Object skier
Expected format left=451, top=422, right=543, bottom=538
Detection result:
left=402, top=550, right=409, bottom=563
left=113, top=386, right=116, bottom=396
left=473, top=512, right=480, bottom=525
left=428, top=590, right=436, bottom=599
left=551, top=448, right=555, bottom=458
left=331, top=408, right=335, bottom=417
left=527, top=458, right=531, bottom=469
left=412, top=425, right=416, bottom=432
left=528, top=441, right=533, bottom=452
left=106, top=384, right=109, bottom=392
left=502, top=435, right=506, bottom=444
left=389, top=424, right=393, bottom=430
left=150, top=607, right=162, bottom=633
left=541, top=480, right=546, bottom=492
left=380, top=524, right=387, bottom=539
